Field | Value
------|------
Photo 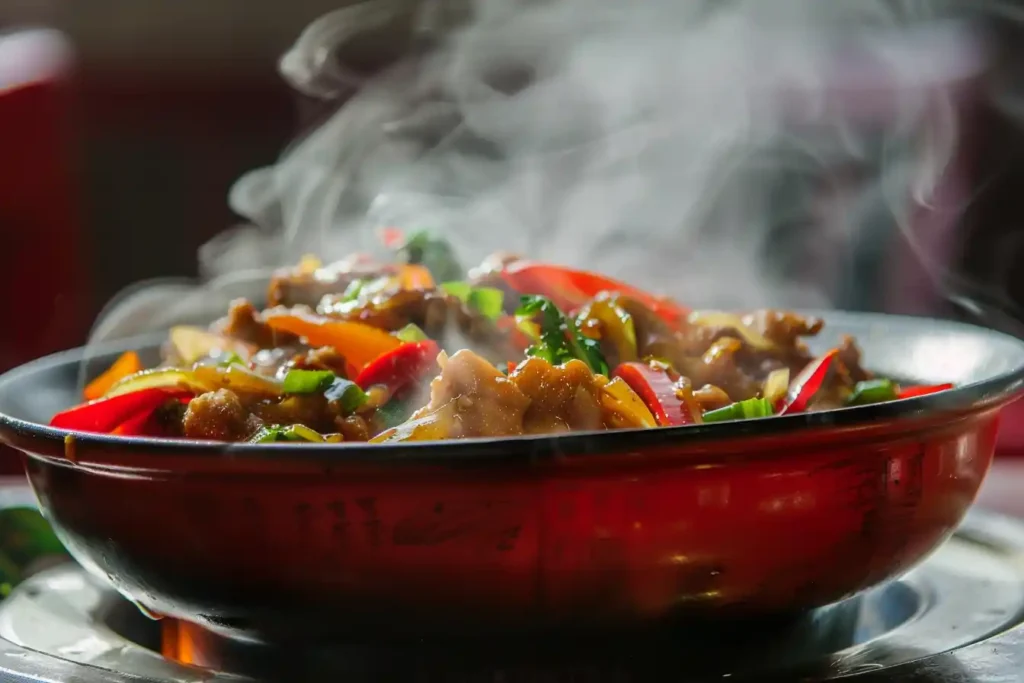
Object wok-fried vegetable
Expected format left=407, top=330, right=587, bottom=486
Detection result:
left=84, top=351, right=142, bottom=400
left=398, top=264, right=436, bottom=290
left=575, top=294, right=638, bottom=364
left=515, top=295, right=609, bottom=375
left=897, top=383, right=953, bottom=399
left=612, top=362, right=700, bottom=426
left=57, top=241, right=933, bottom=443
left=762, top=368, right=790, bottom=406
left=249, top=424, right=342, bottom=444
left=599, top=377, right=659, bottom=429
left=263, top=309, right=402, bottom=371
left=371, top=399, right=458, bottom=443
left=354, top=340, right=440, bottom=398
left=396, top=323, right=428, bottom=342
left=51, top=388, right=193, bottom=434
left=703, top=397, right=774, bottom=423
left=170, top=326, right=256, bottom=365
left=397, top=230, right=464, bottom=283
left=778, top=349, right=839, bottom=415
left=847, top=379, right=898, bottom=405
left=441, top=282, right=505, bottom=321
left=501, top=261, right=688, bottom=327
left=282, top=369, right=337, bottom=394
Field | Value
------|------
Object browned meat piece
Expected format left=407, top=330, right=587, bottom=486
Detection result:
left=320, top=288, right=520, bottom=365
left=212, top=299, right=299, bottom=349
left=693, top=383, right=733, bottom=411
left=249, top=394, right=336, bottom=434
left=513, top=357, right=609, bottom=434
left=375, top=350, right=652, bottom=441
left=836, top=334, right=871, bottom=384
left=696, top=338, right=762, bottom=401
left=424, top=350, right=531, bottom=437
left=267, top=256, right=392, bottom=308
left=183, top=389, right=257, bottom=441
left=335, top=414, right=372, bottom=442
left=743, top=310, right=823, bottom=350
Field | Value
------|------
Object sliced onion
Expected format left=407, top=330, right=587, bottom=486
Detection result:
left=763, top=368, right=790, bottom=406
left=687, top=311, right=777, bottom=351
left=105, top=368, right=215, bottom=398
left=192, top=364, right=283, bottom=397
left=170, top=326, right=256, bottom=365
left=371, top=400, right=456, bottom=443
left=600, top=378, right=658, bottom=429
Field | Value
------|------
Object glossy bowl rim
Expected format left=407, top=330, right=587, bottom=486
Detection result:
left=1, top=311, right=1023, bottom=466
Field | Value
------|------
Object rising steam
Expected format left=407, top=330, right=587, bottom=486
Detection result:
left=88, top=0, right=1003, bottom=347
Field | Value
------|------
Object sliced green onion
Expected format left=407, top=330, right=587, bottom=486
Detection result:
left=249, top=423, right=329, bottom=443
left=467, top=287, right=504, bottom=321
left=395, top=323, right=429, bottom=343
left=282, top=369, right=337, bottom=394
left=847, top=379, right=897, bottom=406
left=441, top=281, right=473, bottom=300
left=442, top=282, right=505, bottom=321
left=324, top=379, right=368, bottom=413
left=702, top=398, right=774, bottom=424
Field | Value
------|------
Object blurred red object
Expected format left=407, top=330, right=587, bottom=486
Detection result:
left=0, top=28, right=89, bottom=474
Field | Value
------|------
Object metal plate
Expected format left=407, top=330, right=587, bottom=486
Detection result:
left=0, top=509, right=1020, bottom=682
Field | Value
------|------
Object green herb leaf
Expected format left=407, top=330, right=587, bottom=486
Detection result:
left=282, top=369, right=337, bottom=394
left=395, top=323, right=429, bottom=343
left=847, top=378, right=897, bottom=406
left=401, top=231, right=464, bottom=282
left=324, top=378, right=368, bottom=413
left=514, top=295, right=609, bottom=374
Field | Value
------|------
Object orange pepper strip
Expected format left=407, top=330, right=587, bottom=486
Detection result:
left=84, top=351, right=143, bottom=401
left=399, top=264, right=436, bottom=290
left=263, top=309, right=402, bottom=372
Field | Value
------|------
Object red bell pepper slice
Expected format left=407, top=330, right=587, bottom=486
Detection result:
left=50, top=389, right=192, bottom=434
left=354, top=341, right=441, bottom=398
left=612, top=362, right=699, bottom=426
left=499, top=261, right=689, bottom=328
left=897, top=383, right=953, bottom=400
left=778, top=349, right=839, bottom=415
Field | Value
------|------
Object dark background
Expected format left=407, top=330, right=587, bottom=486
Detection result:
left=3, top=2, right=1024, bottom=371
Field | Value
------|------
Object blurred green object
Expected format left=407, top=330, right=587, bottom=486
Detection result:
left=0, top=488, right=68, bottom=598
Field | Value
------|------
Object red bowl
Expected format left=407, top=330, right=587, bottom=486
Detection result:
left=0, top=311, right=1021, bottom=643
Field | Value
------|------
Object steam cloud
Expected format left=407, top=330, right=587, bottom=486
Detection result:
left=88, top=0, right=1008, bottom=347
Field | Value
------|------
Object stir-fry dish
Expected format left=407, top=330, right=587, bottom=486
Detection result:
left=51, top=231, right=953, bottom=444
